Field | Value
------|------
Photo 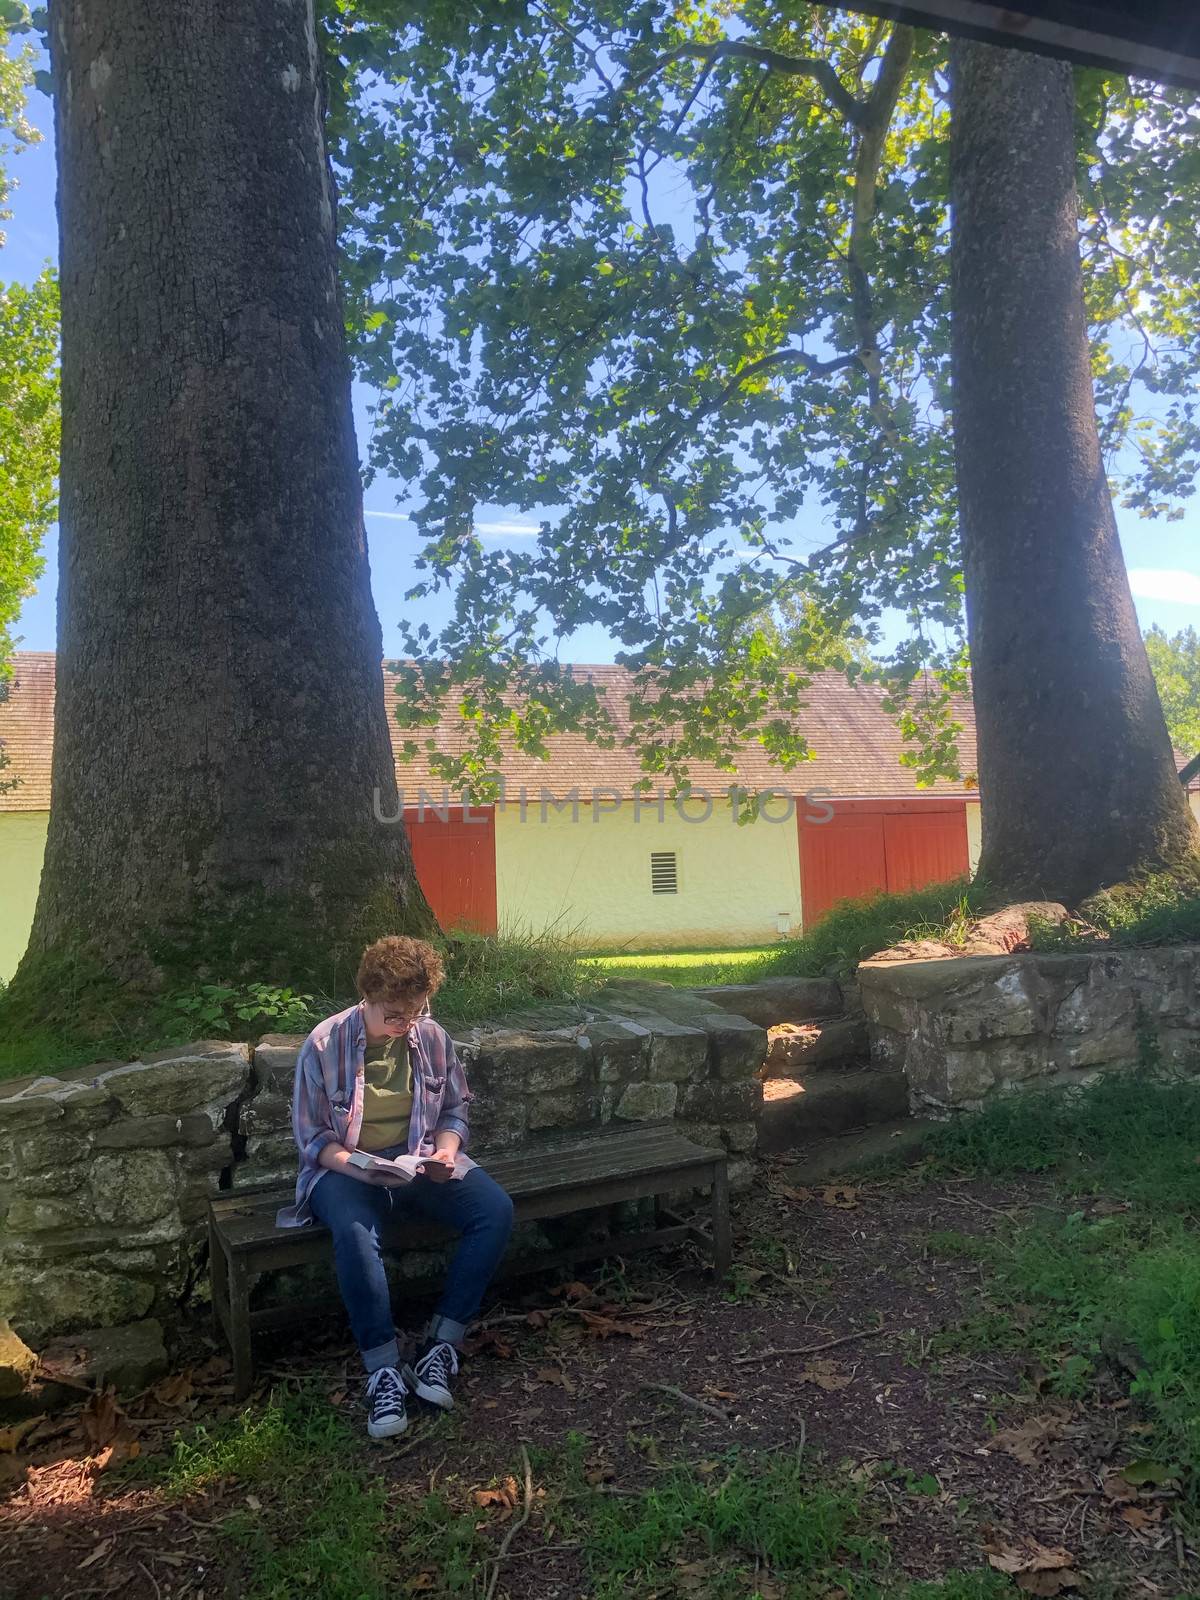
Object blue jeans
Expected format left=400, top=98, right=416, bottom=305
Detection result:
left=310, top=1165, right=514, bottom=1373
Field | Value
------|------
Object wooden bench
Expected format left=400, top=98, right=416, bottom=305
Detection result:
left=208, top=1123, right=731, bottom=1398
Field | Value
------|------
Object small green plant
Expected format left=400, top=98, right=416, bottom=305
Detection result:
left=160, top=980, right=320, bottom=1039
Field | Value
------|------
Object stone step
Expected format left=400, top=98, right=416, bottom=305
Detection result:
left=689, top=976, right=843, bottom=1028
left=762, top=1015, right=869, bottom=1078
left=756, top=1068, right=910, bottom=1154
left=773, top=1117, right=936, bottom=1184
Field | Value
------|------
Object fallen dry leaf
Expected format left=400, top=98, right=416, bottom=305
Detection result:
left=989, top=1410, right=1070, bottom=1468
left=985, top=1536, right=1080, bottom=1594
left=578, top=1308, right=648, bottom=1339
left=797, top=1360, right=852, bottom=1392
left=463, top=1329, right=515, bottom=1359
left=473, top=1475, right=520, bottom=1511
left=774, top=1184, right=811, bottom=1204
left=81, top=1387, right=123, bottom=1449
left=152, top=1371, right=194, bottom=1408
left=534, top=1365, right=576, bottom=1394
left=1119, top=1504, right=1164, bottom=1531
left=78, top=1536, right=116, bottom=1571
left=406, top=1573, right=437, bottom=1593
left=822, top=1185, right=860, bottom=1209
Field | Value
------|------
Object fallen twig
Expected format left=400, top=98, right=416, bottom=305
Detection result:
left=484, top=1444, right=534, bottom=1600
left=640, top=1382, right=733, bottom=1422
left=733, top=1324, right=890, bottom=1366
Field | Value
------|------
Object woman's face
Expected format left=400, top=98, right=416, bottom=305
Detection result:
left=362, top=994, right=430, bottom=1038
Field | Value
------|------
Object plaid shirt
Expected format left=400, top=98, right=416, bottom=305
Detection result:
left=275, top=1001, right=474, bottom=1227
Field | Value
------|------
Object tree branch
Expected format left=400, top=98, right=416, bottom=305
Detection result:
left=646, top=346, right=862, bottom=479
left=623, top=40, right=869, bottom=128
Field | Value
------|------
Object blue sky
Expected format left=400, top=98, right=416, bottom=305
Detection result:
left=6, top=78, right=1200, bottom=660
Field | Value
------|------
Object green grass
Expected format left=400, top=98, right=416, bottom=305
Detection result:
left=586, top=880, right=992, bottom=990
left=924, top=1072, right=1200, bottom=1504
left=0, top=927, right=596, bottom=1082
left=127, top=1400, right=1012, bottom=1600
left=583, top=945, right=780, bottom=987
left=1030, top=858, right=1200, bottom=953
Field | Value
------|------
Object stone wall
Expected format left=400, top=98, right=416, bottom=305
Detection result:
left=860, top=945, right=1200, bottom=1112
left=0, top=987, right=765, bottom=1345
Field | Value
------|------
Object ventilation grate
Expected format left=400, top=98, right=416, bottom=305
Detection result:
left=650, top=850, right=679, bottom=894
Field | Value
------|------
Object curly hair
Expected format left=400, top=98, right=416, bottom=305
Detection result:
left=356, top=935, right=446, bottom=1004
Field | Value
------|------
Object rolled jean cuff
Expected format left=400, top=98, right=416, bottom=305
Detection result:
left=427, top=1313, right=467, bottom=1347
left=362, top=1336, right=400, bottom=1375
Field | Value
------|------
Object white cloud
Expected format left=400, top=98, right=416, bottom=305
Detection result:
left=363, top=509, right=540, bottom=538
left=1128, top=568, right=1200, bottom=606
left=474, top=520, right=540, bottom=537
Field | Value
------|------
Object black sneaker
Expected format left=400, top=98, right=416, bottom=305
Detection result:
left=365, top=1365, right=409, bottom=1439
left=404, top=1340, right=459, bottom=1410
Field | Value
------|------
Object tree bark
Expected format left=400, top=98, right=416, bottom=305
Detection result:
left=950, top=40, right=1197, bottom=904
left=18, top=0, right=432, bottom=1012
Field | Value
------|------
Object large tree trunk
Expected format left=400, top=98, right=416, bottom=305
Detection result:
left=950, top=40, right=1197, bottom=905
left=16, top=0, right=432, bottom=1018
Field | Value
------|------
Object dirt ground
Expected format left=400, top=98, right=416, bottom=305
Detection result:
left=2, top=1157, right=1197, bottom=1600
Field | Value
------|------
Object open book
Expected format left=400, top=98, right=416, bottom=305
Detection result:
left=346, top=1150, right=469, bottom=1182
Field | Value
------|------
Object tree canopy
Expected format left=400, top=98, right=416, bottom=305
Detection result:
left=0, top=4, right=58, bottom=793
left=319, top=1, right=1200, bottom=797
left=1145, top=625, right=1200, bottom=756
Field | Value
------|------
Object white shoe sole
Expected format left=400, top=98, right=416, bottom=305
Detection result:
left=404, top=1366, right=454, bottom=1410
left=367, top=1411, right=409, bottom=1439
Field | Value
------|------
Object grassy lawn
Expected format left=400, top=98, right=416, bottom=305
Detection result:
left=583, top=945, right=782, bottom=988
left=5, top=1070, right=1199, bottom=1598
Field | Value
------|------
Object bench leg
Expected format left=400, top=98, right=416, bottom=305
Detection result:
left=710, top=1162, right=732, bottom=1283
left=229, top=1257, right=254, bottom=1402
left=209, top=1219, right=230, bottom=1339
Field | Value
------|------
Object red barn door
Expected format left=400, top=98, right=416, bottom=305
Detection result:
left=798, top=801, right=969, bottom=925
left=404, top=807, right=497, bottom=933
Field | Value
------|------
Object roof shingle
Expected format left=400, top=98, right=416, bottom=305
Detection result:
left=0, top=651, right=981, bottom=810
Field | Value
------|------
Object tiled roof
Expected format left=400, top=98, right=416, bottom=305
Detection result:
left=0, top=653, right=54, bottom=811
left=381, top=662, right=980, bottom=801
left=0, top=650, right=982, bottom=810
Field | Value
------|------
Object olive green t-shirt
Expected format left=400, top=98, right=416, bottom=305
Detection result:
left=357, top=1039, right=414, bottom=1153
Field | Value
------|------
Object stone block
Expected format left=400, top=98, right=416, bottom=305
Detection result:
left=645, top=1018, right=710, bottom=1082
left=527, top=1091, right=589, bottom=1131
left=699, top=1013, right=768, bottom=1081
left=582, top=1019, right=648, bottom=1083
left=4, top=1266, right=156, bottom=1343
left=240, top=1092, right=292, bottom=1142
left=720, top=1121, right=759, bottom=1154
left=475, top=1032, right=588, bottom=1094
left=691, top=976, right=843, bottom=1028
left=9, top=1130, right=92, bottom=1170
left=0, top=1319, right=36, bottom=1399
left=94, top=1042, right=251, bottom=1121
left=615, top=1081, right=678, bottom=1121
left=471, top=1095, right=529, bottom=1150
left=91, top=1150, right=177, bottom=1226
left=40, top=1319, right=168, bottom=1395
left=0, top=1087, right=66, bottom=1130
left=7, top=1193, right=94, bottom=1233
left=179, top=1112, right=220, bottom=1147
left=680, top=1079, right=761, bottom=1124
left=93, top=1116, right=183, bottom=1149
left=763, top=1016, right=867, bottom=1076
left=252, top=1035, right=306, bottom=1096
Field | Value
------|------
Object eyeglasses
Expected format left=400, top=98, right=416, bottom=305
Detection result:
left=379, top=1002, right=430, bottom=1028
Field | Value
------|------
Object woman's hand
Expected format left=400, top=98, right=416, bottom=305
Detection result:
left=420, top=1148, right=457, bottom=1184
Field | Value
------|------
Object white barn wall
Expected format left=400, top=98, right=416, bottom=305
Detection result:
left=493, top=796, right=804, bottom=950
